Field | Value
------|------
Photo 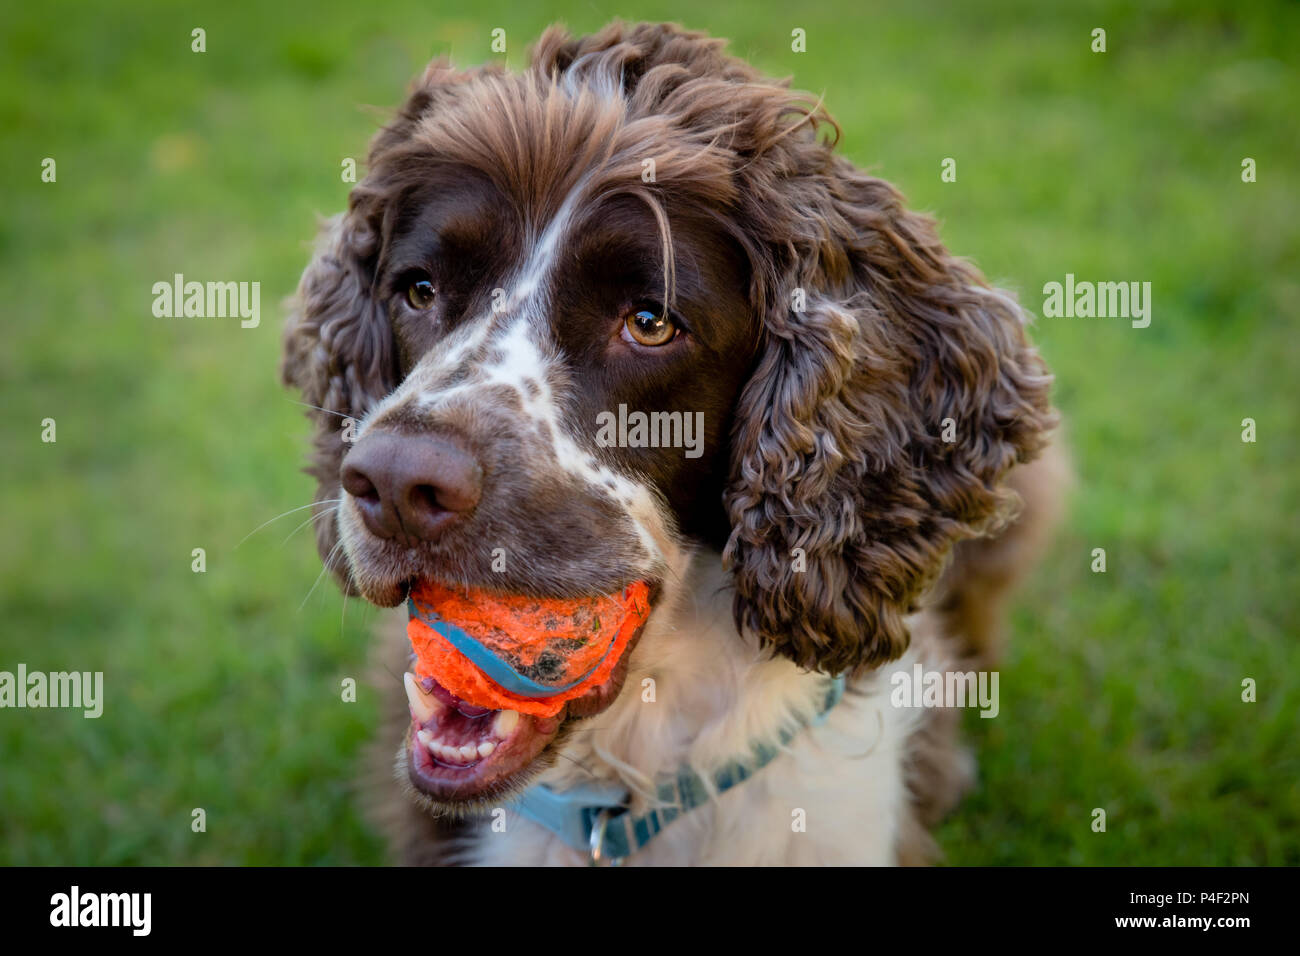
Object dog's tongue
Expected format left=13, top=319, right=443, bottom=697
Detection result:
left=406, top=581, right=651, bottom=718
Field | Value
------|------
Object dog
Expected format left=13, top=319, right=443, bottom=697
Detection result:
left=281, top=20, right=1063, bottom=865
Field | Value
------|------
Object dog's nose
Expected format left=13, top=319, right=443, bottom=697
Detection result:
left=340, top=431, right=482, bottom=543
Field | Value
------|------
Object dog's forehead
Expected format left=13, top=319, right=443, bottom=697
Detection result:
left=408, top=68, right=740, bottom=230
left=380, top=69, right=754, bottom=368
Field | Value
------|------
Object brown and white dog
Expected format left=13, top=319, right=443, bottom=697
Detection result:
left=281, top=21, right=1063, bottom=865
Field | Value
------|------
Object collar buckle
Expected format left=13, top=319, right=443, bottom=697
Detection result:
left=587, top=808, right=623, bottom=867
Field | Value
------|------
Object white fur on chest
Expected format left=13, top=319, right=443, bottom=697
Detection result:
left=464, top=553, right=938, bottom=866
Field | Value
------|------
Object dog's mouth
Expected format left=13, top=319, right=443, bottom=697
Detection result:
left=403, top=671, right=561, bottom=799
left=401, top=583, right=656, bottom=804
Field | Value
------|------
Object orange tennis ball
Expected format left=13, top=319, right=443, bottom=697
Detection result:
left=406, top=580, right=652, bottom=718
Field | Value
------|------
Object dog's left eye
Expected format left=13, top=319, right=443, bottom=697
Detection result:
left=406, top=279, right=437, bottom=310
left=622, top=308, right=678, bottom=347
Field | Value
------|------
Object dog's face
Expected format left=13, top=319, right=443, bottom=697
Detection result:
left=346, top=165, right=757, bottom=607
left=283, top=22, right=1055, bottom=808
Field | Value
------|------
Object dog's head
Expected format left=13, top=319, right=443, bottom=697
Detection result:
left=281, top=21, right=1055, bottom=808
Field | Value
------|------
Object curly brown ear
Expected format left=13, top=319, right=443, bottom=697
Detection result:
left=282, top=207, right=392, bottom=418
left=280, top=202, right=395, bottom=578
left=724, top=154, right=1056, bottom=674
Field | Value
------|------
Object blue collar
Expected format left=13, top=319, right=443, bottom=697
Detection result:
left=509, top=675, right=846, bottom=864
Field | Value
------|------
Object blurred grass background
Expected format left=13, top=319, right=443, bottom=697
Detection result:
left=1, top=0, right=1296, bottom=865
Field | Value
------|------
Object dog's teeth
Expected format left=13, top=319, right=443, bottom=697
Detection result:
left=493, top=710, right=520, bottom=737
left=459, top=744, right=478, bottom=761
left=404, top=672, right=441, bottom=724
left=477, top=741, right=496, bottom=758
left=416, top=729, right=434, bottom=750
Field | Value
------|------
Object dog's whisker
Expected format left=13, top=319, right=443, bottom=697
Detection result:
left=553, top=750, right=598, bottom=777
left=300, top=537, right=345, bottom=611
left=279, top=506, right=336, bottom=547
left=291, top=399, right=351, bottom=420
left=237, top=499, right=341, bottom=549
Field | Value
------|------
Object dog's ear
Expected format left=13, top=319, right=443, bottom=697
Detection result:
left=280, top=62, right=475, bottom=574
left=281, top=206, right=390, bottom=432
left=281, top=200, right=394, bottom=577
left=724, top=142, right=1056, bottom=674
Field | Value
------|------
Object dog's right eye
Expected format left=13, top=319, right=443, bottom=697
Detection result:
left=623, top=307, right=679, bottom=347
left=406, top=278, right=437, bottom=310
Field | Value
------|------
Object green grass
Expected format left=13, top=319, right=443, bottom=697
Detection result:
left=1, top=0, right=1296, bottom=865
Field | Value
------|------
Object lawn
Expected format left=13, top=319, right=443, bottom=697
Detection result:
left=1, top=0, right=1296, bottom=864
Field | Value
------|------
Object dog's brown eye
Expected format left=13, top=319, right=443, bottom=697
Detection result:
left=406, top=279, right=436, bottom=310
left=623, top=308, right=677, bottom=347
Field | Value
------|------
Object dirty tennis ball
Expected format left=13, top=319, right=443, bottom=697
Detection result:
left=406, top=581, right=652, bottom=718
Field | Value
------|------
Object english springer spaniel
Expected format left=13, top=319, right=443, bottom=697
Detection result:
left=281, top=21, right=1064, bottom=865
